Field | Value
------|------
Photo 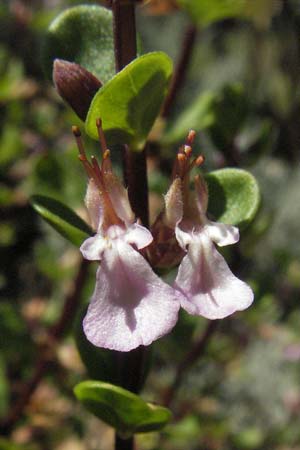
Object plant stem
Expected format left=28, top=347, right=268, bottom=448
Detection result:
left=162, top=24, right=197, bottom=118
left=0, top=258, right=89, bottom=435
left=112, top=0, right=149, bottom=227
left=163, top=321, right=217, bottom=408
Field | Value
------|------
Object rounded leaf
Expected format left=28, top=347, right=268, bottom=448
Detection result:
left=43, top=5, right=114, bottom=83
left=31, top=195, right=92, bottom=246
left=74, top=381, right=171, bottom=436
left=205, top=168, right=260, bottom=229
left=85, top=52, right=173, bottom=150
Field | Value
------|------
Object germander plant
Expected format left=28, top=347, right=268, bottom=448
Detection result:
left=10, top=1, right=264, bottom=448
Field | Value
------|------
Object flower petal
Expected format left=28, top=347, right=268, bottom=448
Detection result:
left=174, top=234, right=253, bottom=319
left=205, top=221, right=239, bottom=246
left=83, top=242, right=180, bottom=351
left=80, top=235, right=108, bottom=261
left=125, top=223, right=153, bottom=249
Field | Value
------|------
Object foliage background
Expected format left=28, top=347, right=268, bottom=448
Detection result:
left=1, top=0, right=300, bottom=449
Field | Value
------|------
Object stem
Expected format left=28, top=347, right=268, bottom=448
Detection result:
left=115, top=435, right=135, bottom=450
left=163, top=321, right=217, bottom=408
left=111, top=4, right=148, bottom=449
left=162, top=24, right=197, bottom=118
left=0, top=258, right=89, bottom=435
left=112, top=0, right=149, bottom=227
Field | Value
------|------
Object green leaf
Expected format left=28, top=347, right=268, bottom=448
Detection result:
left=42, top=5, right=114, bottom=83
left=205, top=168, right=260, bottom=229
left=31, top=195, right=92, bottom=246
left=177, top=0, right=279, bottom=28
left=74, top=381, right=171, bottom=437
left=85, top=52, right=173, bottom=151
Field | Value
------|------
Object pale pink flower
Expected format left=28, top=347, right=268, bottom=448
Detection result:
left=157, top=131, right=254, bottom=320
left=73, top=123, right=180, bottom=352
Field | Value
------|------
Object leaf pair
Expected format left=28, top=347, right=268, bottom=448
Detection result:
left=44, top=5, right=173, bottom=151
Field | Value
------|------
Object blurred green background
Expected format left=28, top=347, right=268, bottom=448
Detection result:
left=1, top=0, right=300, bottom=449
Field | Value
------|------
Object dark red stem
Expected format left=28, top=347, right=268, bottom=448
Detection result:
left=112, top=0, right=149, bottom=227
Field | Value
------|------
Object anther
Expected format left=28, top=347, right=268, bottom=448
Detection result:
left=72, top=125, right=81, bottom=137
left=186, top=129, right=196, bottom=145
left=195, top=155, right=205, bottom=166
left=184, top=145, right=192, bottom=157
left=72, top=125, right=86, bottom=158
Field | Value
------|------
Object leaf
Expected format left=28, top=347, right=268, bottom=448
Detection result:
left=205, top=168, right=260, bottom=229
left=85, top=52, right=173, bottom=151
left=74, top=381, right=171, bottom=437
left=31, top=195, right=92, bottom=246
left=42, top=5, right=114, bottom=83
left=177, top=0, right=280, bottom=28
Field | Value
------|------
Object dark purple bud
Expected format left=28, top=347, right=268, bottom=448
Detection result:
left=53, top=59, right=102, bottom=121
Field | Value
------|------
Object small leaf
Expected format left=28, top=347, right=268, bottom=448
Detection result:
left=74, top=381, right=172, bottom=436
left=42, top=5, right=115, bottom=83
left=205, top=168, right=260, bottom=229
left=85, top=52, right=173, bottom=151
left=31, top=195, right=92, bottom=246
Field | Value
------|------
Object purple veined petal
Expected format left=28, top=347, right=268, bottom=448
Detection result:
left=85, top=179, right=103, bottom=231
left=205, top=221, right=239, bottom=247
left=80, top=235, right=108, bottom=261
left=83, top=242, right=180, bottom=351
left=174, top=234, right=253, bottom=319
left=125, top=223, right=153, bottom=249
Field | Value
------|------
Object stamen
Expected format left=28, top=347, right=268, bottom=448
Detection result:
left=189, top=154, right=205, bottom=172
left=102, top=149, right=112, bottom=172
left=91, top=155, right=102, bottom=180
left=186, top=129, right=196, bottom=146
left=177, top=153, right=187, bottom=178
left=72, top=126, right=86, bottom=158
left=184, top=145, right=192, bottom=157
left=78, top=154, right=94, bottom=179
left=96, top=118, right=107, bottom=155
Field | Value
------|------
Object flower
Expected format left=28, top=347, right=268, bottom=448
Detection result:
left=154, top=130, right=254, bottom=320
left=73, top=122, right=180, bottom=352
